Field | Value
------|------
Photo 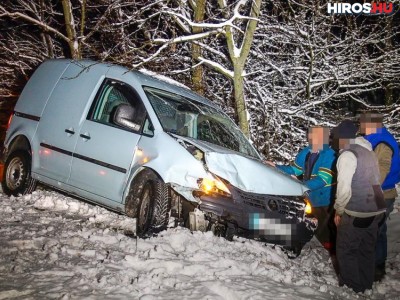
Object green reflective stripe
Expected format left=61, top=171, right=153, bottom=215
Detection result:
left=319, top=170, right=333, bottom=184
left=319, top=167, right=335, bottom=176
left=292, top=162, right=303, bottom=176
left=292, top=167, right=303, bottom=176
left=318, top=170, right=333, bottom=178
left=293, top=162, right=303, bottom=170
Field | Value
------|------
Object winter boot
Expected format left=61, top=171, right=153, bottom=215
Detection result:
left=374, top=263, right=386, bottom=282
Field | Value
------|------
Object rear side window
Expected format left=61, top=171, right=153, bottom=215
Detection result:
left=89, top=79, right=146, bottom=132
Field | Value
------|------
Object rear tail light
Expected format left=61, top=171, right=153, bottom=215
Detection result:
left=7, top=113, right=13, bottom=129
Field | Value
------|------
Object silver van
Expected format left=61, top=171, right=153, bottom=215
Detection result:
left=2, top=60, right=316, bottom=254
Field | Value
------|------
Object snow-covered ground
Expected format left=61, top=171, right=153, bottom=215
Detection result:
left=0, top=189, right=399, bottom=299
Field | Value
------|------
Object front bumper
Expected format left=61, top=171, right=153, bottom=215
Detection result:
left=198, top=187, right=317, bottom=248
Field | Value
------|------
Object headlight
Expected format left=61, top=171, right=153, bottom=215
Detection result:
left=198, top=174, right=231, bottom=196
left=304, top=198, right=312, bottom=215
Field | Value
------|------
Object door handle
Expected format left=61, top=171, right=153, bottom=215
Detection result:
left=65, top=128, right=75, bottom=135
left=80, top=133, right=91, bottom=140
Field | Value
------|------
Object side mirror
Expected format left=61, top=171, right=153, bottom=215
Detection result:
left=148, top=122, right=155, bottom=132
left=113, top=104, right=140, bottom=131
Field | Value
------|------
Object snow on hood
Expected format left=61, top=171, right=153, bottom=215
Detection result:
left=171, top=134, right=308, bottom=196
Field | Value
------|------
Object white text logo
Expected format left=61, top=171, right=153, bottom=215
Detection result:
left=327, top=2, right=394, bottom=15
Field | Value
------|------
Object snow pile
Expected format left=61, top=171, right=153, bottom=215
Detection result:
left=30, top=191, right=136, bottom=232
left=0, top=190, right=399, bottom=299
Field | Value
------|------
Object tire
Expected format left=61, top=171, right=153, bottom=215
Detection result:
left=151, top=180, right=171, bottom=228
left=283, top=243, right=304, bottom=259
left=125, top=169, right=171, bottom=237
left=2, top=150, right=37, bottom=196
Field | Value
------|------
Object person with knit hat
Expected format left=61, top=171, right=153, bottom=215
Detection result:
left=332, top=119, right=386, bottom=293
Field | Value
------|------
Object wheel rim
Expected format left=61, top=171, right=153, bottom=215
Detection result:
left=138, top=184, right=152, bottom=231
left=6, top=157, right=25, bottom=190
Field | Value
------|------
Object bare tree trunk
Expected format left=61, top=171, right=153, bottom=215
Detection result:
left=233, top=66, right=248, bottom=136
left=385, top=17, right=393, bottom=105
left=306, top=43, right=313, bottom=99
left=191, top=0, right=206, bottom=95
left=78, top=0, right=86, bottom=58
left=39, top=0, right=54, bottom=58
left=61, top=0, right=80, bottom=59
left=219, top=0, right=262, bottom=137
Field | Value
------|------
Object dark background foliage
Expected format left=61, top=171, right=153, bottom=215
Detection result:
left=0, top=0, right=399, bottom=161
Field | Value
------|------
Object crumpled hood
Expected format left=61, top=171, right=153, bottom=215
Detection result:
left=205, top=152, right=308, bottom=196
left=171, top=134, right=308, bottom=196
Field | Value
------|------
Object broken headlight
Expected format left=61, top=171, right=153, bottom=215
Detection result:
left=197, top=174, right=231, bottom=197
left=303, top=194, right=312, bottom=215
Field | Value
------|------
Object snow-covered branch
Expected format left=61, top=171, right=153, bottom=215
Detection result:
left=0, top=7, right=69, bottom=42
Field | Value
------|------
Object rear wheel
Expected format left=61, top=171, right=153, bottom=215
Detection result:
left=2, top=150, right=37, bottom=196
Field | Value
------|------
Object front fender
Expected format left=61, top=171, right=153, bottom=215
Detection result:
left=122, top=132, right=208, bottom=204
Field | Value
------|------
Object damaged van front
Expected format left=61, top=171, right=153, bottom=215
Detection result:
left=2, top=60, right=316, bottom=256
left=135, top=85, right=317, bottom=254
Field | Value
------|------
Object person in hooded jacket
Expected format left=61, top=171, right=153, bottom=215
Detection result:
left=359, top=112, right=400, bottom=281
left=332, top=120, right=386, bottom=293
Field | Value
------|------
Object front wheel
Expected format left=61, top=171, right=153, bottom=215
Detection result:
left=282, top=243, right=304, bottom=259
left=2, top=150, right=37, bottom=196
left=125, top=169, right=171, bottom=237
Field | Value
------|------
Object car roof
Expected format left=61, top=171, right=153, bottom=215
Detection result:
left=47, top=59, right=220, bottom=110
left=133, top=71, right=218, bottom=107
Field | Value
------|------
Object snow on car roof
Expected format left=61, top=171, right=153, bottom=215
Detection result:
left=132, top=68, right=218, bottom=109
left=138, top=68, right=190, bottom=90
left=45, top=59, right=219, bottom=110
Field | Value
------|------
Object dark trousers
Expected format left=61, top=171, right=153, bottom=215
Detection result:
left=336, top=213, right=383, bottom=293
left=313, top=206, right=336, bottom=249
left=376, top=198, right=395, bottom=266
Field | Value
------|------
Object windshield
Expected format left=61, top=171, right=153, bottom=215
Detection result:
left=144, top=87, right=259, bottom=159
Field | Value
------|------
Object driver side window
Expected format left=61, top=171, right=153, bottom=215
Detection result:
left=89, top=79, right=146, bottom=132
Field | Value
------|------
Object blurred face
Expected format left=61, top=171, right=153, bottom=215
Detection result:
left=308, top=127, right=329, bottom=151
left=360, top=113, right=382, bottom=135
left=360, top=121, right=378, bottom=135
left=338, top=138, right=351, bottom=150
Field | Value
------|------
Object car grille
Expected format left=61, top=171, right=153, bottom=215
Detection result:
left=235, top=189, right=305, bottom=219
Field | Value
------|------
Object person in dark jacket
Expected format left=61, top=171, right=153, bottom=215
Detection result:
left=359, top=112, right=400, bottom=281
left=270, top=126, right=337, bottom=251
left=332, top=120, right=386, bottom=293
